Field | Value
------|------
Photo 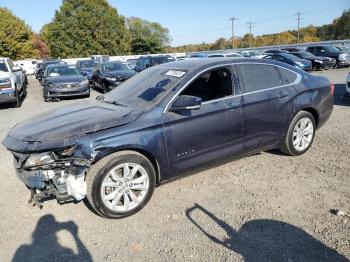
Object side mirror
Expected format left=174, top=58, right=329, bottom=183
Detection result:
left=145, top=64, right=151, bottom=68
left=170, top=95, right=202, bottom=112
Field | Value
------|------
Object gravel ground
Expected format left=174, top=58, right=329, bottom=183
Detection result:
left=0, top=69, right=349, bottom=262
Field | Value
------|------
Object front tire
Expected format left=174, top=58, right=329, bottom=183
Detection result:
left=281, top=111, right=316, bottom=156
left=85, top=151, right=156, bottom=218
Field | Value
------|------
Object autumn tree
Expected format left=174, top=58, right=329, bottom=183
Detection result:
left=211, top=38, right=228, bottom=50
left=0, top=8, right=39, bottom=59
left=41, top=0, right=130, bottom=58
left=34, top=34, right=50, bottom=58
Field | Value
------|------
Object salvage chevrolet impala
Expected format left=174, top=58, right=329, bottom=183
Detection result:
left=2, top=58, right=333, bottom=218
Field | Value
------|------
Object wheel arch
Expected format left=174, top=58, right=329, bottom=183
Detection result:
left=92, top=147, right=161, bottom=185
left=301, top=107, right=319, bottom=127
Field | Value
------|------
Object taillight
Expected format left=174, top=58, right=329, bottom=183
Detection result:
left=330, top=82, right=334, bottom=96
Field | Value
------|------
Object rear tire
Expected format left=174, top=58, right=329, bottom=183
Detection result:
left=85, top=151, right=156, bottom=219
left=281, top=111, right=316, bottom=156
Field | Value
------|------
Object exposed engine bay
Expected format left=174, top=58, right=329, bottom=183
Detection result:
left=12, top=146, right=91, bottom=208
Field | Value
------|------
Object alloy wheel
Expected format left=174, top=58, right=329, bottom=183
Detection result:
left=292, top=117, right=314, bottom=152
left=100, top=163, right=150, bottom=212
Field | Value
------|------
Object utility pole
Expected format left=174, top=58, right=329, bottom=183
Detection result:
left=247, top=22, right=254, bottom=48
left=229, top=17, right=238, bottom=50
left=295, top=12, right=304, bottom=44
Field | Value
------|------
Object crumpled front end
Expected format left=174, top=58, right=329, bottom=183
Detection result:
left=11, top=147, right=91, bottom=206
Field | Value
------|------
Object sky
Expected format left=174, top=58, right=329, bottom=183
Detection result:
left=0, top=0, right=349, bottom=46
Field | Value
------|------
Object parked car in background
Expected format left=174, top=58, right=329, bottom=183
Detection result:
left=126, top=58, right=138, bottom=70
left=43, top=64, right=90, bottom=102
left=263, top=53, right=312, bottom=71
left=346, top=71, right=350, bottom=95
left=37, top=59, right=65, bottom=83
left=334, top=46, right=348, bottom=52
left=92, top=61, right=136, bottom=93
left=2, top=58, right=333, bottom=218
left=208, top=52, right=242, bottom=58
left=76, top=59, right=97, bottom=83
left=189, top=53, right=208, bottom=58
left=15, top=60, right=39, bottom=75
left=281, top=47, right=303, bottom=52
left=290, top=51, right=336, bottom=71
left=35, top=62, right=43, bottom=79
left=239, top=50, right=264, bottom=58
left=306, top=45, right=350, bottom=68
left=0, top=57, right=27, bottom=107
left=264, top=49, right=287, bottom=54
left=134, top=55, right=175, bottom=72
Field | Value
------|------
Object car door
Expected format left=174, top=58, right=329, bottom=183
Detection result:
left=162, top=66, right=245, bottom=174
left=236, top=63, right=297, bottom=152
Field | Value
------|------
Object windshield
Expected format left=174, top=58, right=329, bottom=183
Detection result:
left=298, top=52, right=316, bottom=59
left=43, top=61, right=61, bottom=69
left=47, top=66, right=80, bottom=77
left=152, top=56, right=174, bottom=66
left=0, top=61, right=8, bottom=72
left=323, top=46, right=341, bottom=52
left=104, top=66, right=183, bottom=108
left=102, top=63, right=132, bottom=72
left=281, top=53, right=300, bottom=60
left=80, top=60, right=96, bottom=69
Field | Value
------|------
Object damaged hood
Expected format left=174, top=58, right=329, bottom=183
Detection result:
left=3, top=100, right=137, bottom=150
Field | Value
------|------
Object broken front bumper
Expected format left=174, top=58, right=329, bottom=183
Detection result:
left=12, top=151, right=90, bottom=203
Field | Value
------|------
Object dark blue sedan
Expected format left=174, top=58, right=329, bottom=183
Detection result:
left=2, top=58, right=333, bottom=218
left=263, top=53, right=313, bottom=71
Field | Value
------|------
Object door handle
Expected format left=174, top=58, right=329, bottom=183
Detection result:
left=277, top=91, right=289, bottom=98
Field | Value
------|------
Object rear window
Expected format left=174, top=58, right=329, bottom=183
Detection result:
left=80, top=60, right=96, bottom=69
left=237, top=64, right=283, bottom=93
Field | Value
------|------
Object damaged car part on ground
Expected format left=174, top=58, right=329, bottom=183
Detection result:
left=3, top=58, right=333, bottom=218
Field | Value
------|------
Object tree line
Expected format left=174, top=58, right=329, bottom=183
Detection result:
left=0, top=1, right=349, bottom=60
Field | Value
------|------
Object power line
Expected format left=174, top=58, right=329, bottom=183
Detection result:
left=295, top=12, right=304, bottom=44
left=247, top=21, right=255, bottom=48
left=229, top=17, right=238, bottom=49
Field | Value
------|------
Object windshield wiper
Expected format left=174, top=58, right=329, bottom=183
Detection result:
left=96, top=95, right=127, bottom=107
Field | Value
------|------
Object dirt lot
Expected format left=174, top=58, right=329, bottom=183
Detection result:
left=0, top=69, right=349, bottom=262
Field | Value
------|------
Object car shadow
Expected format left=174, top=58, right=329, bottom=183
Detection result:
left=186, top=204, right=349, bottom=262
left=12, top=214, right=92, bottom=262
left=334, top=84, right=350, bottom=107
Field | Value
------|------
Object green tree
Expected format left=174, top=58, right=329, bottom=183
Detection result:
left=127, top=17, right=170, bottom=54
left=0, top=8, right=39, bottom=59
left=332, top=9, right=350, bottom=40
left=41, top=0, right=130, bottom=58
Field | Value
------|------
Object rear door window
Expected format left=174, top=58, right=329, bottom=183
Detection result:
left=236, top=64, right=283, bottom=93
left=277, top=67, right=298, bottom=85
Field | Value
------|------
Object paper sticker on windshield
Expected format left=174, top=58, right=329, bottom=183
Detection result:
left=165, top=70, right=186, bottom=78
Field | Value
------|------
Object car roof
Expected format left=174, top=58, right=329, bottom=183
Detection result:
left=157, top=57, right=296, bottom=73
